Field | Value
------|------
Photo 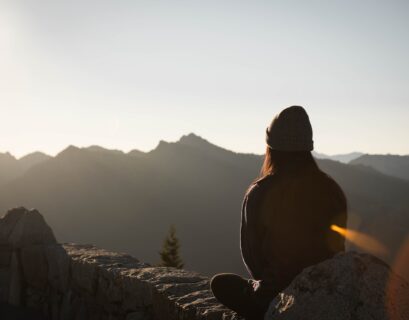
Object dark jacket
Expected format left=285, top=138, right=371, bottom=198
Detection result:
left=240, top=168, right=347, bottom=291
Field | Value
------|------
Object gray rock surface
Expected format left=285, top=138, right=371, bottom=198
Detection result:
left=264, top=251, right=409, bottom=320
left=6, top=206, right=407, bottom=320
left=21, top=245, right=49, bottom=289
left=0, top=207, right=58, bottom=307
left=0, top=207, right=56, bottom=248
left=45, top=244, right=70, bottom=292
left=0, top=244, right=12, bottom=267
left=63, top=243, right=238, bottom=320
left=0, top=207, right=27, bottom=242
left=8, top=251, right=22, bottom=305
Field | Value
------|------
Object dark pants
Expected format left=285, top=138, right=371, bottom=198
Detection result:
left=210, top=273, right=278, bottom=320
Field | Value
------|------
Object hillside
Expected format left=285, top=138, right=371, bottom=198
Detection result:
left=0, top=152, right=51, bottom=186
left=312, top=151, right=364, bottom=163
left=0, top=134, right=408, bottom=279
left=350, top=154, right=409, bottom=180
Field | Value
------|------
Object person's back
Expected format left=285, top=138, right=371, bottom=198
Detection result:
left=242, top=163, right=347, bottom=291
left=210, top=106, right=348, bottom=320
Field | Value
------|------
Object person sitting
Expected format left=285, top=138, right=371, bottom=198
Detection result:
left=210, top=106, right=347, bottom=320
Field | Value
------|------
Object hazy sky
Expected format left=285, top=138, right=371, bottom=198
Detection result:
left=1, top=0, right=408, bottom=158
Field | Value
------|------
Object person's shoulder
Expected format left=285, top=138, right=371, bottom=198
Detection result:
left=242, top=174, right=278, bottom=213
left=314, top=169, right=347, bottom=204
left=315, top=169, right=342, bottom=189
left=245, top=174, right=278, bottom=200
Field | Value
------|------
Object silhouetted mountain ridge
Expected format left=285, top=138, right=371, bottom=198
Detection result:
left=86, top=146, right=125, bottom=155
left=312, top=151, right=364, bottom=163
left=0, top=151, right=51, bottom=186
left=350, top=154, right=409, bottom=181
left=0, top=134, right=407, bottom=281
left=19, top=152, right=51, bottom=171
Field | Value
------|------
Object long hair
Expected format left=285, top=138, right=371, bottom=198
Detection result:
left=259, top=146, right=318, bottom=178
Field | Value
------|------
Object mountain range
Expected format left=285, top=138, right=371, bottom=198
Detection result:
left=312, top=151, right=364, bottom=163
left=0, top=133, right=408, bottom=281
left=0, top=152, right=51, bottom=186
left=350, top=154, right=409, bottom=181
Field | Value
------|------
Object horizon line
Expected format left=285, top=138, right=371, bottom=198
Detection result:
left=1, top=132, right=408, bottom=160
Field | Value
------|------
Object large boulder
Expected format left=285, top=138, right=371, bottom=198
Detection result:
left=0, top=207, right=57, bottom=306
left=0, top=207, right=27, bottom=243
left=45, top=244, right=70, bottom=292
left=8, top=251, right=23, bottom=305
left=0, top=207, right=56, bottom=248
left=20, top=245, right=49, bottom=289
left=264, top=251, right=409, bottom=320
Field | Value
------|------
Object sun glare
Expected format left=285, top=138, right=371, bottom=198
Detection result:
left=330, top=224, right=388, bottom=257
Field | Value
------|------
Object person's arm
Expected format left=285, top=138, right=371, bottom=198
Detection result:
left=240, top=185, right=266, bottom=280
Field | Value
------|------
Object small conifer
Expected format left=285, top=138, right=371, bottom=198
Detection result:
left=159, top=224, right=184, bottom=269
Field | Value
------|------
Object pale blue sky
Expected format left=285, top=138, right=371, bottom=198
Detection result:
left=1, top=0, right=408, bottom=157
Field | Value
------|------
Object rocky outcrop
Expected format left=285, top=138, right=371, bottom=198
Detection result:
left=0, top=207, right=57, bottom=306
left=61, top=243, right=238, bottom=320
left=264, top=251, right=409, bottom=320
left=0, top=207, right=56, bottom=247
left=0, top=207, right=238, bottom=320
left=1, top=207, right=408, bottom=320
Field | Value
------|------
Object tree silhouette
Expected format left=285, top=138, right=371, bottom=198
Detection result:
left=159, top=225, right=184, bottom=269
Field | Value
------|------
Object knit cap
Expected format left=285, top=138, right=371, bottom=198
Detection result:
left=266, top=106, right=314, bottom=151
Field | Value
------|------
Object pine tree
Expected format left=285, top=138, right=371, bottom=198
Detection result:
left=159, top=224, right=184, bottom=269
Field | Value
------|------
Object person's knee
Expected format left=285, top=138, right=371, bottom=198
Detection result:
left=210, top=273, right=245, bottom=294
left=210, top=273, right=225, bottom=293
left=210, top=273, right=263, bottom=318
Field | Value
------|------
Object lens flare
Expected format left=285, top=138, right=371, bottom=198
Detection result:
left=330, top=224, right=388, bottom=257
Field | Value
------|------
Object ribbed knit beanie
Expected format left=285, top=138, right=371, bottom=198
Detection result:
left=266, top=106, right=314, bottom=151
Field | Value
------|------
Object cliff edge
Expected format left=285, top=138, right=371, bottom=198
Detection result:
left=0, top=207, right=408, bottom=320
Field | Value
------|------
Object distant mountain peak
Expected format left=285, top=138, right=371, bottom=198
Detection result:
left=56, top=145, right=81, bottom=158
left=0, top=152, right=17, bottom=161
left=157, top=139, right=169, bottom=146
left=18, top=152, right=51, bottom=170
left=178, top=133, right=212, bottom=147
left=150, top=133, right=227, bottom=156
left=19, top=151, right=50, bottom=160
left=127, top=149, right=145, bottom=157
left=86, top=146, right=124, bottom=155
left=150, top=140, right=171, bottom=153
